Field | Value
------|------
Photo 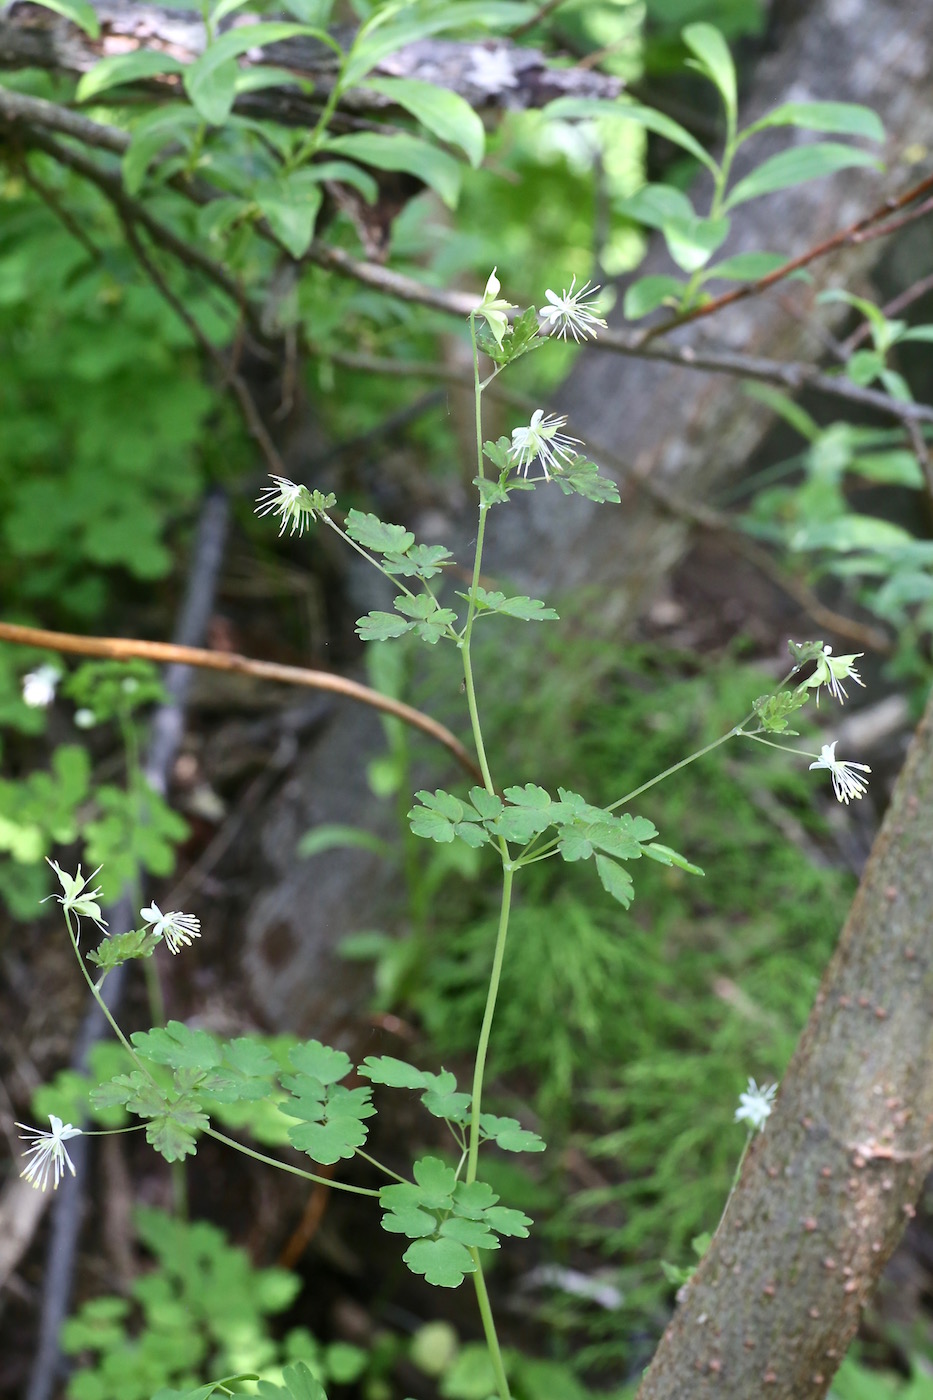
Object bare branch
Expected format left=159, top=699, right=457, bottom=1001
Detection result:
left=0, top=621, right=484, bottom=784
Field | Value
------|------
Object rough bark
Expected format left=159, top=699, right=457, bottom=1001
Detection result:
left=637, top=679, right=933, bottom=1399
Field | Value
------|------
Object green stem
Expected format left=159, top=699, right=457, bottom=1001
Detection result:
left=470, top=1251, right=511, bottom=1400
left=354, top=1148, right=409, bottom=1183
left=607, top=728, right=739, bottom=811
left=460, top=316, right=497, bottom=794
left=119, top=712, right=167, bottom=1029
left=66, top=915, right=151, bottom=1080
left=205, top=1127, right=382, bottom=1196
left=467, top=864, right=514, bottom=1184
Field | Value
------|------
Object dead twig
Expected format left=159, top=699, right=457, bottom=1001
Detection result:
left=0, top=621, right=483, bottom=784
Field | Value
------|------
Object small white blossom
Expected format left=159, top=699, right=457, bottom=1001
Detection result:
left=255, top=476, right=315, bottom=538
left=43, top=860, right=108, bottom=942
left=803, top=645, right=865, bottom=706
left=508, top=409, right=581, bottom=480
left=22, top=664, right=61, bottom=709
left=735, top=1078, right=777, bottom=1133
left=74, top=708, right=97, bottom=729
left=16, top=1114, right=83, bottom=1191
left=539, top=277, right=607, bottom=342
left=809, top=741, right=871, bottom=805
left=141, top=902, right=201, bottom=954
left=475, top=267, right=516, bottom=350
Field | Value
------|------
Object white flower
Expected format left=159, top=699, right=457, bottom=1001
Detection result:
left=808, top=741, right=871, bottom=805
left=734, top=1078, right=777, bottom=1132
left=74, top=708, right=97, bottom=729
left=141, top=902, right=201, bottom=954
left=508, top=410, right=581, bottom=480
left=539, top=277, right=607, bottom=342
left=43, top=860, right=108, bottom=942
left=22, top=664, right=61, bottom=709
left=16, top=1114, right=83, bottom=1191
left=475, top=267, right=516, bottom=350
left=803, top=645, right=865, bottom=706
left=255, top=476, right=315, bottom=538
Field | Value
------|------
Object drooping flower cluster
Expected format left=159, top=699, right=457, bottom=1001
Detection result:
left=802, top=644, right=865, bottom=706
left=22, top=664, right=61, bottom=709
left=43, top=859, right=108, bottom=943
left=734, top=1078, right=777, bottom=1133
left=538, top=277, right=607, bottom=342
left=508, top=410, right=582, bottom=480
left=17, top=1114, right=83, bottom=1191
left=808, top=742, right=872, bottom=805
left=141, top=902, right=201, bottom=954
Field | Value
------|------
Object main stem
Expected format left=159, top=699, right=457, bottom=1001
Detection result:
left=459, top=316, right=513, bottom=1400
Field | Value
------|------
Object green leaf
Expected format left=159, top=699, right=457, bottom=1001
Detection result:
left=413, top=1155, right=458, bottom=1206
left=403, top=1236, right=476, bottom=1287
left=91, top=1071, right=165, bottom=1117
left=483, top=1205, right=532, bottom=1237
left=123, top=107, right=203, bottom=195
left=683, top=23, right=736, bottom=120
left=132, top=1022, right=222, bottom=1073
left=743, top=382, right=821, bottom=441
left=551, top=458, right=621, bottom=503
left=662, top=214, right=730, bottom=273
left=467, top=787, right=503, bottom=821
left=282, top=1077, right=374, bottom=1162
left=850, top=450, right=924, bottom=488
left=617, top=183, right=694, bottom=229
left=254, top=175, right=323, bottom=258
left=341, top=2, right=531, bottom=86
left=361, top=76, right=485, bottom=168
left=546, top=97, right=718, bottom=173
left=27, top=0, right=99, bottom=37
left=289, top=1039, right=353, bottom=1085
left=359, top=1055, right=430, bottom=1089
left=383, top=543, right=453, bottom=580
left=345, top=510, right=414, bottom=555
left=77, top=51, right=185, bottom=102
left=752, top=689, right=808, bottom=734
left=146, top=1104, right=207, bottom=1161
left=184, top=22, right=311, bottom=125
left=724, top=143, right=881, bottom=211
left=439, top=1216, right=498, bottom=1249
left=744, top=101, right=884, bottom=144
left=323, top=132, right=462, bottom=208
left=356, top=611, right=412, bottom=642
left=642, top=843, right=705, bottom=877
left=453, top=1180, right=498, bottom=1217
left=702, top=251, right=788, bottom=283
left=479, top=1114, right=546, bottom=1153
left=87, top=927, right=160, bottom=971
left=468, top=587, right=559, bottom=621
left=381, top=1204, right=437, bottom=1237
left=421, top=1078, right=471, bottom=1122
left=623, top=275, right=686, bottom=320
left=595, top=855, right=635, bottom=907
left=392, top=594, right=457, bottom=644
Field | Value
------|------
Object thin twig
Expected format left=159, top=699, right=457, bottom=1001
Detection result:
left=641, top=172, right=933, bottom=342
left=16, top=156, right=103, bottom=261
left=580, top=432, right=894, bottom=656
left=0, top=621, right=483, bottom=783
left=119, top=216, right=288, bottom=477
left=839, top=269, right=933, bottom=358
left=8, top=123, right=248, bottom=317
